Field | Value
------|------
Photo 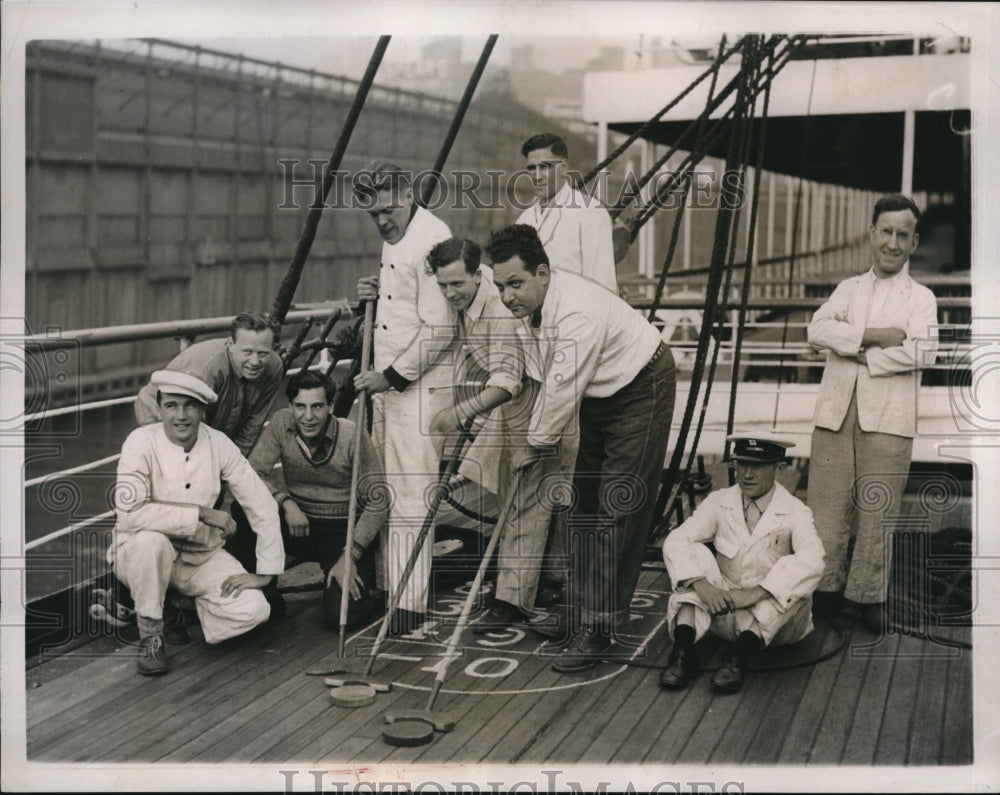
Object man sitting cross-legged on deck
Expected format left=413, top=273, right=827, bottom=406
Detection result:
left=227, top=370, right=387, bottom=630
left=110, top=370, right=283, bottom=677
left=659, top=432, right=825, bottom=693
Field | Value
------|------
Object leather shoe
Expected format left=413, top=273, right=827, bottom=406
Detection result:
left=711, top=653, right=745, bottom=693
left=551, top=630, right=612, bottom=673
left=137, top=634, right=168, bottom=676
left=860, top=601, right=886, bottom=633
left=659, top=647, right=699, bottom=690
left=472, top=601, right=526, bottom=635
left=533, top=582, right=564, bottom=608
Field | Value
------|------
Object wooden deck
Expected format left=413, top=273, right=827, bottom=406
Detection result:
left=25, top=567, right=972, bottom=769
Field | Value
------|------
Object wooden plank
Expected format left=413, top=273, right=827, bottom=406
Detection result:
left=804, top=622, right=875, bottom=764
left=940, top=639, right=973, bottom=764
left=28, top=636, right=215, bottom=755
left=161, top=620, right=419, bottom=762
left=583, top=664, right=665, bottom=763
left=409, top=637, right=568, bottom=763
left=550, top=658, right=663, bottom=763
left=638, top=673, right=717, bottom=762
left=905, top=638, right=951, bottom=764
left=102, top=617, right=324, bottom=761
left=778, top=620, right=854, bottom=763
left=874, top=633, right=926, bottom=764
left=40, top=604, right=322, bottom=760
left=711, top=667, right=793, bottom=763
left=481, top=673, right=578, bottom=763
left=741, top=665, right=812, bottom=763
left=518, top=659, right=646, bottom=763
left=840, top=631, right=901, bottom=764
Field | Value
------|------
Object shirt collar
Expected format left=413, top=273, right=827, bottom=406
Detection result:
left=867, top=264, right=909, bottom=286
left=742, top=484, right=776, bottom=515
left=464, top=277, right=490, bottom=324
left=293, top=414, right=337, bottom=465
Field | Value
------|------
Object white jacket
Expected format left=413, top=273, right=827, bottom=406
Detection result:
left=808, top=268, right=938, bottom=437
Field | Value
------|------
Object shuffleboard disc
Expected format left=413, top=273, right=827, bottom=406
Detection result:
left=383, top=719, right=434, bottom=747
left=329, top=684, right=377, bottom=708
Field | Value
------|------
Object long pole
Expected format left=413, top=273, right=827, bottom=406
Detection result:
left=417, top=35, right=498, bottom=210
left=362, top=432, right=474, bottom=678
left=338, top=302, right=374, bottom=657
left=421, top=465, right=524, bottom=711
left=270, top=35, right=391, bottom=325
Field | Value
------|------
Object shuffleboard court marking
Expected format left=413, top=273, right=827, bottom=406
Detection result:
left=389, top=615, right=670, bottom=695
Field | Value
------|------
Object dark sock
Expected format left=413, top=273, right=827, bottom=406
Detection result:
left=673, top=623, right=696, bottom=651
left=735, top=630, right=763, bottom=663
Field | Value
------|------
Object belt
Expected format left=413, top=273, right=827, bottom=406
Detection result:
left=642, top=341, right=668, bottom=371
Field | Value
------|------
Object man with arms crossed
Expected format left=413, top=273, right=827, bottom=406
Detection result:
left=807, top=194, right=938, bottom=631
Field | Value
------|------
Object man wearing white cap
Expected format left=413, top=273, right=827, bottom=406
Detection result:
left=659, top=432, right=825, bottom=693
left=110, top=370, right=284, bottom=675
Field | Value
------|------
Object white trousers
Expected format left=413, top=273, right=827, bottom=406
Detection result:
left=372, top=385, right=452, bottom=613
left=114, top=530, right=270, bottom=644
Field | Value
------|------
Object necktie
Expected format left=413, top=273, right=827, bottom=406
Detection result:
left=745, top=500, right=761, bottom=532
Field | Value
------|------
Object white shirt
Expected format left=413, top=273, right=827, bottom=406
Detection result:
left=110, top=423, right=284, bottom=574
left=518, top=270, right=661, bottom=448
left=373, top=206, right=453, bottom=388
left=517, top=181, right=617, bottom=293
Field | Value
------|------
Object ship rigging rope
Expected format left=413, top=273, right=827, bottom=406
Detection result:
left=654, top=36, right=763, bottom=534
left=772, top=56, right=819, bottom=425
left=579, top=36, right=746, bottom=187
left=269, top=35, right=391, bottom=326
left=623, top=34, right=807, bottom=235
left=724, top=41, right=776, bottom=468
left=612, top=34, right=783, bottom=224
left=647, top=35, right=770, bottom=538
left=332, top=35, right=500, bottom=421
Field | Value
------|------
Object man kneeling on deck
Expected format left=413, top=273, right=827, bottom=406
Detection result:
left=227, top=370, right=386, bottom=630
left=659, top=433, right=825, bottom=693
left=109, top=371, right=283, bottom=676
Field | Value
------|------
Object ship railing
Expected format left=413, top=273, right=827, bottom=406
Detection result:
left=19, top=298, right=971, bottom=557
left=21, top=305, right=350, bottom=554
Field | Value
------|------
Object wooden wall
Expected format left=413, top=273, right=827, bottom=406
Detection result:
left=25, top=40, right=593, bottom=397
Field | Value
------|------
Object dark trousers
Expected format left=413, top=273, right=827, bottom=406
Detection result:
left=227, top=502, right=382, bottom=629
left=569, top=343, right=676, bottom=635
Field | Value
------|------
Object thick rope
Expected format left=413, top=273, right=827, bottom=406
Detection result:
left=673, top=36, right=761, bottom=514
left=650, top=36, right=767, bottom=538
left=771, top=56, right=818, bottom=425
left=723, top=43, right=775, bottom=470
left=269, top=36, right=391, bottom=325
left=581, top=36, right=746, bottom=186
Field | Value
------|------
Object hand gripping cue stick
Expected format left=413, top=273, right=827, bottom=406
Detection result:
left=321, top=301, right=379, bottom=708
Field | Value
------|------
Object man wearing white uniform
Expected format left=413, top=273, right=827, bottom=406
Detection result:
left=110, top=370, right=283, bottom=676
left=660, top=433, right=825, bottom=693
left=354, top=161, right=452, bottom=634
left=489, top=224, right=676, bottom=673
left=516, top=133, right=617, bottom=293
left=807, top=194, right=938, bottom=631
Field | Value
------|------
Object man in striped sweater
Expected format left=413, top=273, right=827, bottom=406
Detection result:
left=227, top=370, right=386, bottom=629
